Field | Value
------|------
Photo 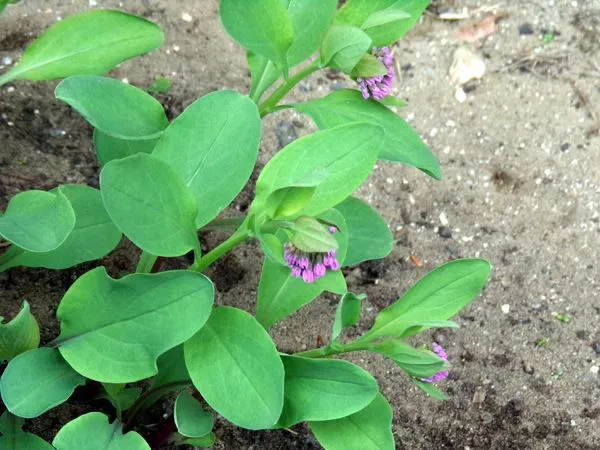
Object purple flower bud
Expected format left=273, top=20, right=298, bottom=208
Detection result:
left=291, top=267, right=302, bottom=278
left=329, top=226, right=338, bottom=234
left=302, top=269, right=315, bottom=283
left=314, top=262, right=326, bottom=278
left=421, top=342, right=449, bottom=383
left=329, top=258, right=340, bottom=271
left=356, top=47, right=395, bottom=101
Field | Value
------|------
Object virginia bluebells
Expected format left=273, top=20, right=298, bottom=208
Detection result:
left=357, top=47, right=395, bottom=100
left=421, top=342, right=449, bottom=383
left=284, top=227, right=340, bottom=283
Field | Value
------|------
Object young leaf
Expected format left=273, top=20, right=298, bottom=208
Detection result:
left=254, top=123, right=384, bottom=217
left=0, top=10, right=163, bottom=86
left=365, top=259, right=491, bottom=340
left=351, top=53, right=388, bottom=78
left=378, top=95, right=407, bottom=108
left=258, top=232, right=287, bottom=266
left=102, top=385, right=142, bottom=412
left=413, top=379, right=450, bottom=400
left=174, top=391, right=214, bottom=438
left=0, top=412, right=54, bottom=450
left=248, top=52, right=281, bottom=102
left=399, top=319, right=459, bottom=338
left=220, top=0, right=294, bottom=70
left=315, top=268, right=347, bottom=296
left=152, top=90, right=261, bottom=228
left=52, top=412, right=150, bottom=450
left=55, top=267, right=214, bottom=383
left=0, top=301, right=40, bottom=362
left=100, top=153, right=199, bottom=257
left=295, top=89, right=441, bottom=179
left=320, top=25, right=372, bottom=73
left=333, top=196, right=393, bottom=266
left=0, top=348, right=85, bottom=418
left=0, top=185, right=121, bottom=271
left=290, top=216, right=338, bottom=253
left=310, top=393, right=395, bottom=450
left=277, top=356, right=378, bottom=428
left=370, top=340, right=445, bottom=378
left=336, top=0, right=429, bottom=47
left=93, top=130, right=158, bottom=166
left=0, top=189, right=75, bottom=253
left=177, top=432, right=216, bottom=448
left=331, top=293, right=364, bottom=341
left=151, top=345, right=190, bottom=390
left=184, top=307, right=284, bottom=430
left=55, top=76, right=169, bottom=140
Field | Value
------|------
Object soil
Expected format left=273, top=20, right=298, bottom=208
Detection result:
left=1, top=0, right=600, bottom=449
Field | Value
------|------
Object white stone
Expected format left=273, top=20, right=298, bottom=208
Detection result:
left=501, top=304, right=510, bottom=314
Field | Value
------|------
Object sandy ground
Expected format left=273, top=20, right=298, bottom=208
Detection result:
left=1, top=0, right=600, bottom=449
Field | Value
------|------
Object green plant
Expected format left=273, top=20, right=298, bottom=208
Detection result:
left=0, top=2, right=491, bottom=449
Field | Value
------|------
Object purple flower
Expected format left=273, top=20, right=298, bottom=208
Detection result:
left=283, top=244, right=340, bottom=284
left=356, top=47, right=395, bottom=100
left=421, top=342, right=449, bottom=383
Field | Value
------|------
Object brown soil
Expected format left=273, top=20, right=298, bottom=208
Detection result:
left=1, top=1, right=600, bottom=449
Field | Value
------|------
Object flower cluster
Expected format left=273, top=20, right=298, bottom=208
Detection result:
left=421, top=342, right=449, bottom=383
left=357, top=47, right=395, bottom=100
left=284, top=226, right=340, bottom=284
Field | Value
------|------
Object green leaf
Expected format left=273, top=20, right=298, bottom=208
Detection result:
left=177, top=432, right=216, bottom=448
left=184, top=306, right=284, bottom=430
left=331, top=293, right=364, bottom=341
left=151, top=345, right=190, bottom=390
left=320, top=25, right=372, bottom=73
left=56, top=76, right=168, bottom=140
left=291, top=216, right=338, bottom=253
left=100, top=153, right=199, bottom=257
left=413, top=379, right=450, bottom=400
left=0, top=10, right=163, bottom=86
left=336, top=0, right=429, bottom=47
left=254, top=123, right=384, bottom=217
left=295, top=89, right=441, bottom=179
left=378, top=95, right=407, bottom=108
left=351, top=53, right=388, bottom=78
left=220, top=0, right=294, bottom=70
left=55, top=267, right=214, bottom=383
left=399, top=319, right=459, bottom=338
left=247, top=53, right=281, bottom=102
left=361, top=2, right=410, bottom=30
left=334, top=196, right=393, bottom=266
left=310, top=393, right=395, bottom=450
left=152, top=90, right=261, bottom=228
left=0, top=302, right=39, bottom=362
left=102, top=385, right=142, bottom=412
left=0, top=348, right=85, bottom=418
left=174, top=391, right=214, bottom=438
left=0, top=185, right=121, bottom=271
left=277, top=356, right=378, bottom=428
left=53, top=412, right=150, bottom=450
left=147, top=76, right=171, bottom=94
left=366, top=259, right=491, bottom=340
left=370, top=340, right=445, bottom=378
left=256, top=211, right=348, bottom=329
left=0, top=189, right=75, bottom=253
left=0, top=412, right=54, bottom=450
left=258, top=232, right=287, bottom=266
left=93, top=130, right=158, bottom=166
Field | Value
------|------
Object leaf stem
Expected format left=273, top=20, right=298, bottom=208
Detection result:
left=191, top=229, right=251, bottom=272
left=294, top=339, right=369, bottom=358
left=136, top=251, right=158, bottom=273
left=258, top=60, right=321, bottom=117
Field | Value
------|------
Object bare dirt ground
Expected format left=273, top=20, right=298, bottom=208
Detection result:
left=1, top=1, right=599, bottom=449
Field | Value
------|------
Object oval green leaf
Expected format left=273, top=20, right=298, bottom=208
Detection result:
left=0, top=348, right=85, bottom=419
left=220, top=0, right=294, bottom=70
left=174, top=391, right=214, bottom=438
left=55, top=267, right=214, bottom=383
left=0, top=185, right=121, bottom=271
left=331, top=293, right=364, bottom=341
left=0, top=10, right=163, bottom=86
left=100, top=153, right=199, bottom=257
left=53, top=413, right=149, bottom=450
left=320, top=25, right=372, bottom=73
left=152, top=90, right=261, bottom=228
left=0, top=301, right=40, bottom=362
left=0, top=189, right=75, bottom=253
left=184, top=306, right=284, bottom=430
left=254, top=123, right=384, bottom=217
left=277, top=356, right=378, bottom=428
left=56, top=76, right=168, bottom=140
left=0, top=412, right=54, bottom=450
left=310, top=393, right=395, bottom=450
left=334, top=196, right=393, bottom=266
left=366, top=259, right=491, bottom=340
left=295, top=89, right=441, bottom=179
left=370, top=340, right=445, bottom=378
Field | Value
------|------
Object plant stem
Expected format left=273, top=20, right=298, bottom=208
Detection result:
left=294, top=340, right=369, bottom=358
left=136, top=251, right=158, bottom=273
left=191, top=229, right=251, bottom=272
left=258, top=60, right=321, bottom=117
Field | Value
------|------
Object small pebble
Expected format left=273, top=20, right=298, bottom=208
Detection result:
left=438, top=226, right=452, bottom=239
left=181, top=12, right=193, bottom=22
left=590, top=366, right=599, bottom=375
left=6, top=86, right=15, bottom=93
left=518, top=23, right=535, bottom=35
left=501, top=304, right=510, bottom=314
left=1, top=56, right=13, bottom=65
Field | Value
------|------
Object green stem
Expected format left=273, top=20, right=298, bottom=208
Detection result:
left=258, top=60, right=321, bottom=117
left=123, top=381, right=191, bottom=429
left=192, top=229, right=251, bottom=272
left=294, top=340, right=369, bottom=358
left=136, top=251, right=158, bottom=273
